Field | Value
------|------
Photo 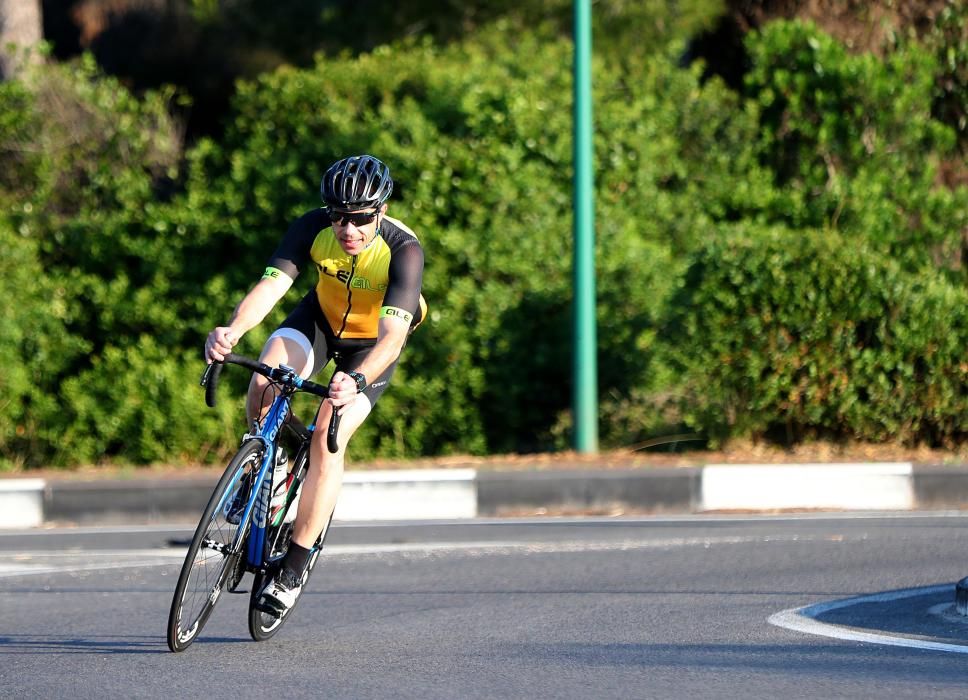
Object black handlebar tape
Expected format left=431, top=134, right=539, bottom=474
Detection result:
left=201, top=352, right=340, bottom=450
left=223, top=353, right=272, bottom=376
left=202, top=354, right=265, bottom=408
left=202, top=362, right=223, bottom=408
left=327, top=411, right=341, bottom=454
left=299, top=378, right=329, bottom=397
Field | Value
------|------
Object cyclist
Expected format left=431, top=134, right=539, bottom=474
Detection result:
left=204, top=154, right=426, bottom=615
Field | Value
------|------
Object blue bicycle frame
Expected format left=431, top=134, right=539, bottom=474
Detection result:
left=245, top=394, right=289, bottom=566
left=200, top=354, right=338, bottom=572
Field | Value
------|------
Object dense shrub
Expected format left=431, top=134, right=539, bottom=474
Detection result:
left=0, top=58, right=224, bottom=466
left=744, top=20, right=968, bottom=275
left=59, top=0, right=722, bottom=139
left=0, top=220, right=89, bottom=468
left=182, top=29, right=779, bottom=456
left=658, top=226, right=968, bottom=446
left=52, top=337, right=237, bottom=466
left=0, top=16, right=964, bottom=467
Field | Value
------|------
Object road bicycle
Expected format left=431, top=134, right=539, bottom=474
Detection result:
left=166, top=353, right=340, bottom=652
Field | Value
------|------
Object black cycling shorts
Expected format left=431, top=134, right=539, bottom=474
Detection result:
left=267, top=292, right=400, bottom=407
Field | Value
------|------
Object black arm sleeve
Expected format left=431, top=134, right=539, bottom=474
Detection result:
left=383, top=241, right=424, bottom=316
left=266, top=209, right=331, bottom=279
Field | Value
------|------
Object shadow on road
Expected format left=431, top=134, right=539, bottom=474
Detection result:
left=0, top=634, right=248, bottom=654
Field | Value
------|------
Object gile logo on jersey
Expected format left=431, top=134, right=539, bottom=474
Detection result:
left=321, top=263, right=387, bottom=291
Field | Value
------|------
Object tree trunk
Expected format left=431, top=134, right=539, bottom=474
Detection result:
left=0, top=0, right=43, bottom=79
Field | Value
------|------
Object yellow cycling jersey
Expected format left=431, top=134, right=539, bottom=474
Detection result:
left=265, top=209, right=425, bottom=339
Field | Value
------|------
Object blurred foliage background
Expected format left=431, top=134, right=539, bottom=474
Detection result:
left=0, top=0, right=965, bottom=469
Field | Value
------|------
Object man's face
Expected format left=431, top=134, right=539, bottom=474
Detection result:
left=329, top=205, right=384, bottom=255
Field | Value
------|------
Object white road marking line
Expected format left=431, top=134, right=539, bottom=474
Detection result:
left=315, top=534, right=843, bottom=557
left=2, top=510, right=968, bottom=537
left=0, top=525, right=196, bottom=536
left=0, top=561, right=182, bottom=578
left=768, top=584, right=968, bottom=654
left=0, top=534, right=854, bottom=579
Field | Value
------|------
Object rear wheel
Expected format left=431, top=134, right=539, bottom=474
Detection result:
left=248, top=449, right=331, bottom=642
left=167, top=440, right=263, bottom=652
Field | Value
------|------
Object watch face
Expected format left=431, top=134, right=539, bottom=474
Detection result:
left=350, top=372, right=366, bottom=392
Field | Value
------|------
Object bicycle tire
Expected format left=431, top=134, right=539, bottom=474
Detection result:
left=167, top=440, right=263, bottom=652
left=248, top=449, right=332, bottom=642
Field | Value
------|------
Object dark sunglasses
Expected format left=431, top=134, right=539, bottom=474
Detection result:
left=327, top=208, right=380, bottom=226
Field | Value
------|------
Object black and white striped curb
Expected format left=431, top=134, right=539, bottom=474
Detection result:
left=1, top=462, right=967, bottom=527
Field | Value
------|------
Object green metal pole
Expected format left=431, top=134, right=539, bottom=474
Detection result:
left=573, top=0, right=598, bottom=453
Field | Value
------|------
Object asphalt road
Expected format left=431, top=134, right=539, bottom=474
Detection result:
left=3, top=514, right=968, bottom=699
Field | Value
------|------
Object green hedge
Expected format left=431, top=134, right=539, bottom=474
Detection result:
left=181, top=30, right=773, bottom=457
left=744, top=20, right=967, bottom=275
left=1, top=17, right=965, bottom=467
left=658, top=225, right=968, bottom=446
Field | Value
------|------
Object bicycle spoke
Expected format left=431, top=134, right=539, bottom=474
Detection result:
left=167, top=441, right=262, bottom=652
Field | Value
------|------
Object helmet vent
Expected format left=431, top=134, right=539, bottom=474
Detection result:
left=321, top=155, right=393, bottom=209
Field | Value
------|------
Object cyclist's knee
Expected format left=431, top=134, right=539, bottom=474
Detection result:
left=261, top=332, right=313, bottom=378
left=246, top=372, right=275, bottom=422
left=246, top=335, right=311, bottom=422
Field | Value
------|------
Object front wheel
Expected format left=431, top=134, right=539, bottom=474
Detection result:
left=167, top=440, right=263, bottom=652
left=248, top=448, right=332, bottom=642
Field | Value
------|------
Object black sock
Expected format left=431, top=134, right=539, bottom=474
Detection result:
left=282, top=542, right=313, bottom=578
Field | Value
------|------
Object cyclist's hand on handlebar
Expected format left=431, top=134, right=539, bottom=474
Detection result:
left=205, top=326, right=239, bottom=364
left=328, top=371, right=361, bottom=412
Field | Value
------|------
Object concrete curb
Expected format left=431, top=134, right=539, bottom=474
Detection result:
left=476, top=467, right=702, bottom=516
left=0, top=479, right=45, bottom=528
left=699, top=462, right=915, bottom=512
left=2, top=462, right=967, bottom=527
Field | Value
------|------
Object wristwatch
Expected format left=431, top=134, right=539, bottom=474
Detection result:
left=347, top=371, right=367, bottom=393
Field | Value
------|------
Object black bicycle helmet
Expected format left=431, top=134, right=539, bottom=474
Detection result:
left=320, top=155, right=393, bottom=210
